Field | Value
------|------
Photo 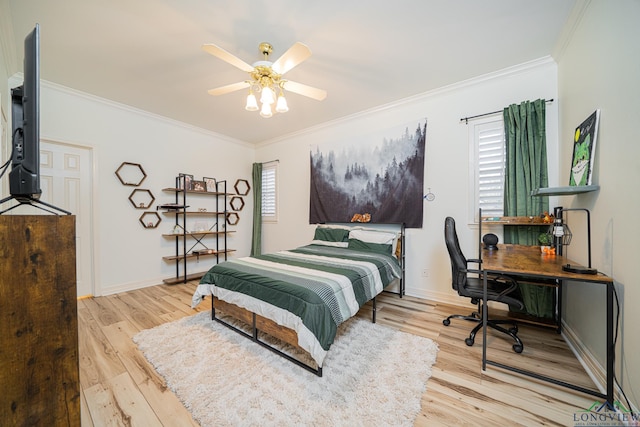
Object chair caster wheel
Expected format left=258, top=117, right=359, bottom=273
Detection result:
left=513, top=344, right=523, bottom=353
left=465, top=338, right=474, bottom=347
left=443, top=319, right=450, bottom=326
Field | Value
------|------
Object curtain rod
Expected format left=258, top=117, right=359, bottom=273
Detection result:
left=261, top=159, right=279, bottom=165
left=460, top=99, right=554, bottom=124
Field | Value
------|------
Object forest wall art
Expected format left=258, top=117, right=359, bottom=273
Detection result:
left=309, top=119, right=426, bottom=228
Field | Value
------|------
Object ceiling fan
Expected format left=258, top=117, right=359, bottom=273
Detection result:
left=202, top=41, right=327, bottom=118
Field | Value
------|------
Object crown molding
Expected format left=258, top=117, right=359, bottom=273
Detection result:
left=36, top=78, right=254, bottom=149
left=257, top=56, right=556, bottom=148
left=552, top=0, right=592, bottom=61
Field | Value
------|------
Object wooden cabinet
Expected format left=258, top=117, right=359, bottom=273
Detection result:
left=0, top=215, right=80, bottom=426
left=160, top=176, right=235, bottom=284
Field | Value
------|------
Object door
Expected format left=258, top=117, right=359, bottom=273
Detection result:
left=39, top=140, right=94, bottom=297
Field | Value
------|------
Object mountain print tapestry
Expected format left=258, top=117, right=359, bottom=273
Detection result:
left=310, top=119, right=426, bottom=228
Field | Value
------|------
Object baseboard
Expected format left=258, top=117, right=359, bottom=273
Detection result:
left=561, top=320, right=632, bottom=407
left=100, top=276, right=168, bottom=296
left=413, top=286, right=631, bottom=408
left=405, top=287, right=468, bottom=306
left=405, top=287, right=513, bottom=312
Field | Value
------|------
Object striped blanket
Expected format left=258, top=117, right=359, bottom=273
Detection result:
left=191, top=244, right=402, bottom=366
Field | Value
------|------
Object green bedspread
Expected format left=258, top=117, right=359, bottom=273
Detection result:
left=196, top=244, right=401, bottom=353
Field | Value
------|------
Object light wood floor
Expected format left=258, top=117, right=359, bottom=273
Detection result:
left=78, top=281, right=598, bottom=426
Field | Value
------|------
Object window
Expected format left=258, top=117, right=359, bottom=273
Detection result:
left=261, top=162, right=277, bottom=222
left=469, top=116, right=505, bottom=221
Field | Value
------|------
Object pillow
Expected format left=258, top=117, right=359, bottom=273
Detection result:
left=347, top=238, right=393, bottom=255
left=348, top=228, right=396, bottom=245
left=349, top=228, right=400, bottom=257
left=311, top=240, right=349, bottom=248
left=313, top=226, right=350, bottom=242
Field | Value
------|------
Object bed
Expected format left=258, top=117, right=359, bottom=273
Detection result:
left=191, top=223, right=405, bottom=376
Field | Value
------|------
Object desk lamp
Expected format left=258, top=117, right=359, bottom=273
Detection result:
left=548, top=207, right=597, bottom=275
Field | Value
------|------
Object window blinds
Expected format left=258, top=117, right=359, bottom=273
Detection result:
left=476, top=120, right=505, bottom=218
left=261, top=164, right=277, bottom=219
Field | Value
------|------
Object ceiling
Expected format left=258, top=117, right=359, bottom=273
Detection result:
left=6, top=0, right=576, bottom=144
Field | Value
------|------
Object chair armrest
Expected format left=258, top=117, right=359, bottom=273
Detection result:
left=466, top=258, right=483, bottom=276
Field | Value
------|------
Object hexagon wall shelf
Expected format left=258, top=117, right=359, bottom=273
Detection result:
left=230, top=196, right=245, bottom=211
left=129, top=189, right=155, bottom=209
left=116, top=162, right=147, bottom=186
left=226, top=212, right=240, bottom=226
left=139, top=211, right=161, bottom=229
left=234, top=179, right=250, bottom=196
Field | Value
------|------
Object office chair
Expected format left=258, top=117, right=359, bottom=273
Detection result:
left=442, top=217, right=524, bottom=353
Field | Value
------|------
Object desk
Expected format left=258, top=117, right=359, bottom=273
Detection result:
left=481, top=244, right=615, bottom=404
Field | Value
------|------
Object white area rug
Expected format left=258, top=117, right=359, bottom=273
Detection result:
left=134, top=311, right=438, bottom=427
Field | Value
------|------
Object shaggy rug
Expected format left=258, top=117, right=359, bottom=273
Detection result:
left=134, top=311, right=438, bottom=426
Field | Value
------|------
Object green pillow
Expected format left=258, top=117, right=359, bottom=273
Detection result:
left=348, top=238, right=392, bottom=254
left=314, top=227, right=350, bottom=242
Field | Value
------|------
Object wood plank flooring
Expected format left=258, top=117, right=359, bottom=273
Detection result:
left=79, top=282, right=598, bottom=426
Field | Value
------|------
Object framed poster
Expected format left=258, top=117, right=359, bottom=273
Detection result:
left=569, top=110, right=600, bottom=186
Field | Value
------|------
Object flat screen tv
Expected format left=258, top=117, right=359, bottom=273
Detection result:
left=9, top=23, right=41, bottom=200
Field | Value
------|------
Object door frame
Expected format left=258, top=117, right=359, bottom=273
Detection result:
left=41, top=138, right=100, bottom=297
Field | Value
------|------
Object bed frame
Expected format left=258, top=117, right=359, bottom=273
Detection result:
left=210, top=223, right=405, bottom=376
left=211, top=296, right=379, bottom=376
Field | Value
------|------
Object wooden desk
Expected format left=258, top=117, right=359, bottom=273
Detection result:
left=481, top=244, right=615, bottom=404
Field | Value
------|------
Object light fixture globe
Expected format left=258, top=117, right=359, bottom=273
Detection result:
left=260, top=86, right=275, bottom=105
left=245, top=92, right=258, bottom=111
left=276, top=92, right=289, bottom=113
left=260, top=102, right=273, bottom=118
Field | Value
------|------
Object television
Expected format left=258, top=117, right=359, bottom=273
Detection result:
left=9, top=23, right=41, bottom=200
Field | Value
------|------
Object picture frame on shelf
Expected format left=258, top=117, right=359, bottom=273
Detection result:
left=178, top=173, right=194, bottom=190
left=192, top=180, right=206, bottom=192
left=204, top=177, right=217, bottom=192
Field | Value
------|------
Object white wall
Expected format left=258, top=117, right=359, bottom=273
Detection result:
left=36, top=82, right=255, bottom=295
left=555, top=0, right=639, bottom=408
left=256, top=59, right=559, bottom=304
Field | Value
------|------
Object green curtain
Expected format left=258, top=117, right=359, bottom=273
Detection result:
left=503, top=99, right=549, bottom=244
left=503, top=99, right=553, bottom=318
left=250, top=162, right=262, bottom=256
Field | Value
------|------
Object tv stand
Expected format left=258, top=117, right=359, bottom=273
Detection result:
left=0, top=194, right=71, bottom=215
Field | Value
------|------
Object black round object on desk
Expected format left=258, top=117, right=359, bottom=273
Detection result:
left=482, top=233, right=499, bottom=250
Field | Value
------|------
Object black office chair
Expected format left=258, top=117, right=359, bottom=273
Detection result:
left=442, top=217, right=524, bottom=353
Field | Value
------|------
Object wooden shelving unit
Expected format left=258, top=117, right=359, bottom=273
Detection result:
left=160, top=175, right=235, bottom=284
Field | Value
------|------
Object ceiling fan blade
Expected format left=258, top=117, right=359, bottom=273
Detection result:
left=202, top=44, right=254, bottom=72
left=207, top=81, right=250, bottom=96
left=283, top=80, right=327, bottom=101
left=272, top=42, right=312, bottom=75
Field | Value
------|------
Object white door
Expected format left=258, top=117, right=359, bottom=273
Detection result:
left=39, top=140, right=94, bottom=297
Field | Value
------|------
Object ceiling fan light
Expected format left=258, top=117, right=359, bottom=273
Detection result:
left=260, top=87, right=275, bottom=105
left=259, top=102, right=273, bottom=118
left=245, top=93, right=258, bottom=111
left=275, top=94, right=289, bottom=113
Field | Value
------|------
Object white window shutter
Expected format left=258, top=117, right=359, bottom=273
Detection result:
left=261, top=164, right=277, bottom=221
left=474, top=119, right=505, bottom=218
